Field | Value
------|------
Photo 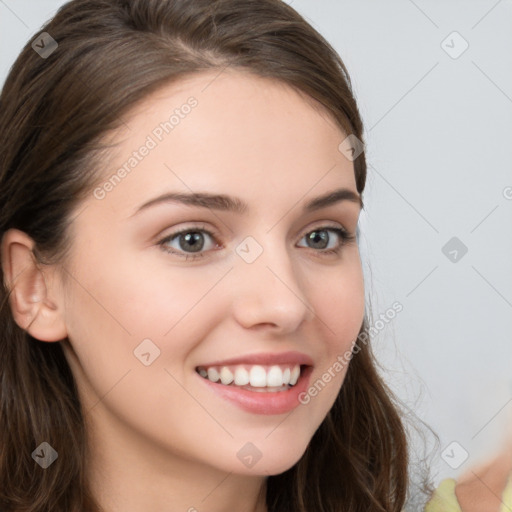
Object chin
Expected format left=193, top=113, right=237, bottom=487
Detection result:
left=242, top=439, right=311, bottom=477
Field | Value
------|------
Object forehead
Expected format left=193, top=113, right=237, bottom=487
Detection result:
left=125, top=68, right=340, bottom=129
left=90, top=69, right=357, bottom=217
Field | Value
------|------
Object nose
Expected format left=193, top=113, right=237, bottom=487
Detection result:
left=229, top=237, right=314, bottom=333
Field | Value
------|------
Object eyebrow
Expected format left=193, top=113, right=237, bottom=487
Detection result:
left=131, top=187, right=363, bottom=217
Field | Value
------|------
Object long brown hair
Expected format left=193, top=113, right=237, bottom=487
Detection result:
left=0, top=1, right=409, bottom=510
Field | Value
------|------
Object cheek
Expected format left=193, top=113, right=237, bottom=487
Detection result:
left=105, top=261, right=231, bottom=359
left=62, top=249, right=234, bottom=406
left=315, top=258, right=365, bottom=353
left=66, top=238, right=220, bottom=338
left=294, top=257, right=365, bottom=418
left=61, top=260, right=224, bottom=453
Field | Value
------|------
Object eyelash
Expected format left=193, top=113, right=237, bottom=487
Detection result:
left=157, top=223, right=356, bottom=261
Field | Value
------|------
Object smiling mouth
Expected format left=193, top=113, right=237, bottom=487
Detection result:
left=195, top=364, right=307, bottom=392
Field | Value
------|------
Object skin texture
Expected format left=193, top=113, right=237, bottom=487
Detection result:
left=2, top=70, right=365, bottom=512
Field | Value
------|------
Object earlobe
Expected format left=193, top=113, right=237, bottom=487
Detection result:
left=1, top=228, right=68, bottom=342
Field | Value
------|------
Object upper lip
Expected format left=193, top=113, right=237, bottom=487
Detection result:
left=197, top=351, right=314, bottom=368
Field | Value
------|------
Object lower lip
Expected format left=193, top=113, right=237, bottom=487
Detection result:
left=197, top=366, right=313, bottom=415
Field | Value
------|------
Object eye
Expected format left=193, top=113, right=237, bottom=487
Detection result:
left=157, top=224, right=219, bottom=260
left=297, top=226, right=355, bottom=256
left=157, top=224, right=356, bottom=260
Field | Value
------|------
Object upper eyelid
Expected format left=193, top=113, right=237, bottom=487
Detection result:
left=160, top=221, right=351, bottom=240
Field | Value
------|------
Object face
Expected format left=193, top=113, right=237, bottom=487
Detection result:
left=57, top=69, right=365, bottom=476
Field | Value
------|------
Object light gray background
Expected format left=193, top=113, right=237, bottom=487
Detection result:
left=1, top=0, right=511, bottom=487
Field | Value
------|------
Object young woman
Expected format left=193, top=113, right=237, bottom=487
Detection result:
left=0, top=1, right=412, bottom=510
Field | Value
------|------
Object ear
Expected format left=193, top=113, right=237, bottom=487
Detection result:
left=1, top=228, right=68, bottom=342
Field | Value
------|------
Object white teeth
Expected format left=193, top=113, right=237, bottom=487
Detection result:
left=207, top=367, right=219, bottom=383
left=289, top=365, right=300, bottom=386
left=249, top=365, right=267, bottom=387
left=220, top=367, right=234, bottom=385
left=266, top=365, right=283, bottom=387
left=199, top=364, right=303, bottom=388
left=241, top=385, right=288, bottom=393
left=234, top=366, right=250, bottom=386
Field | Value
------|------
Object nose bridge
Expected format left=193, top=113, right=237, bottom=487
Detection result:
left=230, top=230, right=313, bottom=331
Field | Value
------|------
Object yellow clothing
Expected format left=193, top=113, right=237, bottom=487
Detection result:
left=425, top=475, right=512, bottom=512
left=503, top=476, right=512, bottom=511
left=425, top=479, right=462, bottom=512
